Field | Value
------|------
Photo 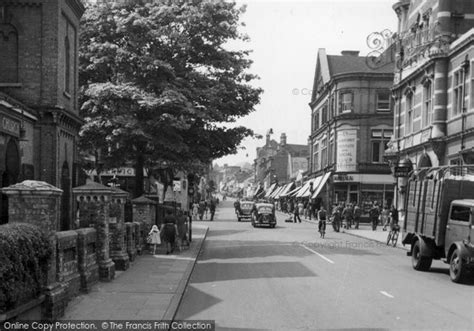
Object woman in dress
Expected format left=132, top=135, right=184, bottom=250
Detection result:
left=161, top=210, right=178, bottom=254
left=148, top=225, right=161, bottom=255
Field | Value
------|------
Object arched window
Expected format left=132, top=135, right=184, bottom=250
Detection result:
left=0, top=23, right=18, bottom=83
left=65, top=35, right=70, bottom=93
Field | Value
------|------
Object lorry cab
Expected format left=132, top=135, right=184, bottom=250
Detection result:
left=445, top=200, right=474, bottom=252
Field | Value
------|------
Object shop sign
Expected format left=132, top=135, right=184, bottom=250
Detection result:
left=336, top=130, right=357, bottom=172
left=101, top=167, right=148, bottom=177
left=394, top=166, right=411, bottom=177
left=333, top=174, right=354, bottom=182
left=0, top=115, right=20, bottom=137
left=173, top=180, right=181, bottom=192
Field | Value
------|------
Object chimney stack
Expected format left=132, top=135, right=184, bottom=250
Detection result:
left=280, top=133, right=287, bottom=146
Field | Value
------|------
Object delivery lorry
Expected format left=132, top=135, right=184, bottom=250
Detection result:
left=402, top=166, right=474, bottom=283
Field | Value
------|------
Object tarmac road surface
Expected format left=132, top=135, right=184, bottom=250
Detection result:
left=175, top=200, right=474, bottom=331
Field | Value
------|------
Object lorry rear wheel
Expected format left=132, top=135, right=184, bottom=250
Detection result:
left=449, top=249, right=466, bottom=283
left=412, top=241, right=432, bottom=271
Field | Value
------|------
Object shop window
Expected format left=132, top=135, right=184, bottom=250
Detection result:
left=453, top=69, right=464, bottom=117
left=376, top=91, right=390, bottom=112
left=371, top=129, right=392, bottom=163
left=340, top=92, right=353, bottom=113
left=422, top=81, right=432, bottom=127
left=0, top=24, right=19, bottom=83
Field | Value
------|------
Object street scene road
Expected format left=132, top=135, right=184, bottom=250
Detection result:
left=176, top=200, right=474, bottom=331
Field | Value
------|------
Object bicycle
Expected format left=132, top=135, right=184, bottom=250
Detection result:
left=386, top=224, right=400, bottom=247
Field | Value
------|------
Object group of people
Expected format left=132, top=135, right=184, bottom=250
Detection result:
left=191, top=197, right=218, bottom=222
left=147, top=209, right=189, bottom=255
left=278, top=197, right=399, bottom=233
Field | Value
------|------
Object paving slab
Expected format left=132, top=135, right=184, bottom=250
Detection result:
left=60, top=224, right=209, bottom=321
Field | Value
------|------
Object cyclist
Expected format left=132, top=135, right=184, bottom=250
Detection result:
left=318, top=205, right=327, bottom=238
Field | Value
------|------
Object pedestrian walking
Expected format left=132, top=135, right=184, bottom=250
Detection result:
left=353, top=204, right=362, bottom=229
left=293, top=199, right=302, bottom=223
left=317, top=206, right=327, bottom=238
left=342, top=203, right=353, bottom=229
left=147, top=225, right=161, bottom=255
left=192, top=201, right=199, bottom=222
left=161, top=210, right=178, bottom=254
left=209, top=199, right=216, bottom=221
left=390, top=204, right=399, bottom=229
left=298, top=199, right=304, bottom=219
left=198, top=200, right=206, bottom=221
left=381, top=205, right=391, bottom=231
left=176, top=210, right=188, bottom=250
left=369, top=202, right=380, bottom=231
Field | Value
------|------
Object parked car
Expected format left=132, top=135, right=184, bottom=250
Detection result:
left=251, top=202, right=276, bottom=228
left=237, top=201, right=255, bottom=222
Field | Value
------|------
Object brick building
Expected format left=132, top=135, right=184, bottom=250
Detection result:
left=254, top=132, right=308, bottom=190
left=308, top=49, right=395, bottom=212
left=386, top=0, right=474, bottom=210
left=0, top=0, right=85, bottom=228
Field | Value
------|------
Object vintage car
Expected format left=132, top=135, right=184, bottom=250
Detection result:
left=251, top=202, right=276, bottom=228
left=237, top=200, right=255, bottom=222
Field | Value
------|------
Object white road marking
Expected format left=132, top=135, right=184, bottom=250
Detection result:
left=153, top=255, right=194, bottom=261
left=300, top=244, right=335, bottom=264
left=380, top=291, right=394, bottom=298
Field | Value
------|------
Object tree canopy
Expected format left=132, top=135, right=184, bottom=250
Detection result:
left=79, top=0, right=262, bottom=195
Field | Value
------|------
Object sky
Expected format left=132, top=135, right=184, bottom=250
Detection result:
left=216, top=0, right=397, bottom=167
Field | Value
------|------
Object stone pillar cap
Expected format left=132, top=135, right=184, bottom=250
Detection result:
left=131, top=195, right=156, bottom=204
left=73, top=180, right=113, bottom=195
left=1, top=180, right=63, bottom=195
left=111, top=187, right=130, bottom=198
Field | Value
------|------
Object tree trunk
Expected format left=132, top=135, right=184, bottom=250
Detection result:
left=134, top=153, right=145, bottom=198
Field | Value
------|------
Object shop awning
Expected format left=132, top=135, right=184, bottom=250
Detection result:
left=274, top=183, right=290, bottom=199
left=278, top=182, right=295, bottom=198
left=311, top=172, right=331, bottom=199
left=264, top=183, right=277, bottom=198
left=296, top=177, right=321, bottom=198
left=285, top=185, right=303, bottom=197
left=269, top=185, right=284, bottom=199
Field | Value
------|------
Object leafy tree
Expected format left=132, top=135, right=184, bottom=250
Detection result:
left=79, top=0, right=262, bottom=197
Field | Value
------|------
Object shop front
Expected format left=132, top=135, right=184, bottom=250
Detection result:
left=332, top=173, right=394, bottom=214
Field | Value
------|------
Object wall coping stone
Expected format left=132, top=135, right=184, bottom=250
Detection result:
left=1, top=180, right=62, bottom=196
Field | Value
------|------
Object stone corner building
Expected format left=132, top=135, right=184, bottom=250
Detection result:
left=0, top=0, right=85, bottom=228
left=308, top=49, right=395, bottom=212
left=387, top=0, right=474, bottom=210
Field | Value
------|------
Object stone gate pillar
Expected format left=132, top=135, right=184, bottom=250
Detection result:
left=2, top=180, right=65, bottom=320
left=132, top=195, right=157, bottom=230
left=109, top=187, right=130, bottom=270
left=73, top=181, right=115, bottom=281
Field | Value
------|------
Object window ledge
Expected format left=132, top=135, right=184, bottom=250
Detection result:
left=0, top=83, right=22, bottom=88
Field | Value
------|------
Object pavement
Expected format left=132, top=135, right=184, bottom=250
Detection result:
left=60, top=223, right=209, bottom=322
left=276, top=210, right=408, bottom=250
